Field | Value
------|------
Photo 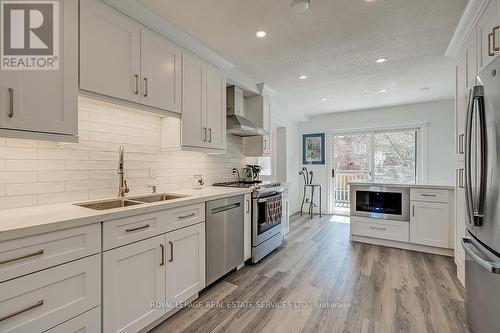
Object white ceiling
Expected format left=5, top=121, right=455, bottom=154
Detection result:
left=139, top=0, right=466, bottom=121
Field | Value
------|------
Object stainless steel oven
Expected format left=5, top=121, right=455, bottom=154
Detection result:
left=252, top=186, right=284, bottom=263
left=350, top=185, right=409, bottom=222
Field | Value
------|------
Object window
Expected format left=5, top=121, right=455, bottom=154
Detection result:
left=373, top=130, right=417, bottom=183
left=332, top=129, right=418, bottom=184
left=257, top=157, right=271, bottom=176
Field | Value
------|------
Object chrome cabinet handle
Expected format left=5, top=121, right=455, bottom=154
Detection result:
left=457, top=168, right=465, bottom=189
left=208, top=128, right=212, bottom=143
left=462, top=237, right=500, bottom=274
left=168, top=241, right=173, bottom=262
left=0, top=249, right=43, bottom=266
left=458, top=133, right=464, bottom=154
left=143, top=77, right=148, bottom=97
left=493, top=26, right=499, bottom=52
left=160, top=244, right=165, bottom=266
left=178, top=212, right=195, bottom=219
left=8, top=88, right=13, bottom=117
left=264, top=139, right=267, bottom=150
left=420, top=193, right=437, bottom=197
left=125, top=224, right=150, bottom=232
left=488, top=32, right=495, bottom=56
left=412, top=205, right=415, bottom=217
left=0, top=300, right=44, bottom=322
left=202, top=127, right=207, bottom=142
left=370, top=226, right=386, bottom=231
left=134, top=74, right=139, bottom=95
left=246, top=199, right=250, bottom=213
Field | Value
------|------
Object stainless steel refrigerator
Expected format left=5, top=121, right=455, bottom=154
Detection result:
left=463, top=55, right=500, bottom=333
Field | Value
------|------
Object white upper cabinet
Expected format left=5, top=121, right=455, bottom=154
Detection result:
left=0, top=0, right=78, bottom=140
left=80, top=0, right=182, bottom=115
left=244, top=94, right=272, bottom=156
left=182, top=52, right=206, bottom=148
left=79, top=0, right=141, bottom=104
left=477, top=0, right=499, bottom=69
left=140, top=27, right=182, bottom=113
left=205, top=65, right=226, bottom=150
left=181, top=52, right=226, bottom=151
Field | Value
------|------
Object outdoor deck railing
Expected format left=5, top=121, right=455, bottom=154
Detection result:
left=334, top=171, right=369, bottom=207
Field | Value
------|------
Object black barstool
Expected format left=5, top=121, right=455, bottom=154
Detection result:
left=299, top=167, right=322, bottom=219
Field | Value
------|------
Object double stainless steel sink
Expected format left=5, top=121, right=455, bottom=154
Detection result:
left=75, top=193, right=187, bottom=210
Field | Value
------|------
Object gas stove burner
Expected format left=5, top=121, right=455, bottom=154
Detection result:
left=213, top=180, right=263, bottom=188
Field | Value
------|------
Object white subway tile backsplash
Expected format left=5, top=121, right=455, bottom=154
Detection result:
left=0, top=195, right=38, bottom=209
left=6, top=182, right=65, bottom=196
left=38, top=170, right=88, bottom=182
left=0, top=98, right=245, bottom=209
left=6, top=160, right=65, bottom=171
left=0, top=172, right=37, bottom=184
left=0, top=147, right=38, bottom=159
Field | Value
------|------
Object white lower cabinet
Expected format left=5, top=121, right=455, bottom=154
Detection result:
left=165, top=223, right=206, bottom=306
left=44, top=306, right=101, bottom=333
left=103, top=235, right=166, bottom=333
left=244, top=194, right=252, bottom=261
left=103, top=222, right=206, bottom=333
left=410, top=201, right=450, bottom=248
left=0, top=254, right=101, bottom=333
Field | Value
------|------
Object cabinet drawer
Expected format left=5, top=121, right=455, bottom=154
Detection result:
left=0, top=254, right=101, bottom=333
left=351, top=217, right=409, bottom=242
left=103, top=203, right=205, bottom=250
left=410, top=188, right=450, bottom=203
left=44, top=306, right=101, bottom=333
left=0, top=224, right=101, bottom=282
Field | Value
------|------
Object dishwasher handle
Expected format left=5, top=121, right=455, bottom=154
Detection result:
left=211, top=202, right=241, bottom=214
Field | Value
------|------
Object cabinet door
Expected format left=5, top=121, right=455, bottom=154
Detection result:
left=205, top=65, right=226, bottom=150
left=244, top=194, right=252, bottom=261
left=464, top=31, right=477, bottom=89
left=456, top=55, right=466, bottom=159
left=477, top=0, right=499, bottom=70
left=455, top=162, right=466, bottom=283
left=165, top=223, right=205, bottom=306
left=410, top=201, right=450, bottom=248
left=181, top=52, right=206, bottom=148
left=80, top=0, right=141, bottom=103
left=103, top=235, right=166, bottom=333
left=44, top=306, right=101, bottom=333
left=0, top=0, right=78, bottom=136
left=140, top=27, right=182, bottom=113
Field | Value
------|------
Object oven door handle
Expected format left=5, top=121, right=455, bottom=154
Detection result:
left=257, top=197, right=282, bottom=203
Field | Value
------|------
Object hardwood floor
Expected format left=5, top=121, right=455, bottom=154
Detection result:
left=150, top=214, right=471, bottom=333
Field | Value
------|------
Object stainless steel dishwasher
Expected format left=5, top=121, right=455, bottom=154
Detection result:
left=206, top=195, right=244, bottom=285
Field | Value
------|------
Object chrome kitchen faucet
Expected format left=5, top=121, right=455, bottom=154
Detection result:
left=117, top=146, right=129, bottom=197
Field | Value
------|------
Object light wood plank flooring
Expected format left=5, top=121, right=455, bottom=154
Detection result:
left=150, top=214, right=470, bottom=333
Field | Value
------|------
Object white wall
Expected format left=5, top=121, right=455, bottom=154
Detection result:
left=298, top=99, right=455, bottom=213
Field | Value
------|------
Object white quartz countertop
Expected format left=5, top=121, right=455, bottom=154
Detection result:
left=0, top=186, right=252, bottom=242
left=348, top=181, right=454, bottom=190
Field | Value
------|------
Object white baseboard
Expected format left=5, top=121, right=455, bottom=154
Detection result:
left=351, top=235, right=454, bottom=257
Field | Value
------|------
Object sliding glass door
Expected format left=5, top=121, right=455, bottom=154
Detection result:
left=330, top=129, right=418, bottom=213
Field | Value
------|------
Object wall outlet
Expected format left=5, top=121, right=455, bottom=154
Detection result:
left=149, top=168, right=157, bottom=177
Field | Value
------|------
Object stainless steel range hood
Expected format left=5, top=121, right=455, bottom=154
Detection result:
left=226, top=86, right=268, bottom=137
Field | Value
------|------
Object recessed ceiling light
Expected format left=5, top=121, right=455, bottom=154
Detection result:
left=375, top=58, right=387, bottom=63
left=321, top=98, right=328, bottom=101
left=420, top=87, right=430, bottom=90
left=299, top=75, right=308, bottom=80
left=256, top=31, right=267, bottom=38
left=379, top=89, right=389, bottom=93
left=290, top=0, right=310, bottom=13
